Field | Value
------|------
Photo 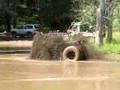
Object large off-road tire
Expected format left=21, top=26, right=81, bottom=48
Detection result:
left=63, top=46, right=79, bottom=61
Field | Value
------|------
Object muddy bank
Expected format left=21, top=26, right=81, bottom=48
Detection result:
left=0, top=49, right=30, bottom=54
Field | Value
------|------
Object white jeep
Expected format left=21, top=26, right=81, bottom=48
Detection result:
left=11, top=24, right=40, bottom=38
left=67, top=22, right=81, bottom=36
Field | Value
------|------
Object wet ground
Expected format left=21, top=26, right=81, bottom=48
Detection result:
left=0, top=56, right=120, bottom=90
left=0, top=41, right=32, bottom=48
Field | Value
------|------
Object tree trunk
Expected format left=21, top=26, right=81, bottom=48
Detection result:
left=95, top=0, right=106, bottom=46
left=5, top=12, right=11, bottom=33
left=5, top=0, right=11, bottom=33
left=106, top=0, right=114, bottom=43
left=13, top=17, right=17, bottom=28
left=107, top=9, right=113, bottom=43
left=13, top=0, right=17, bottom=28
left=95, top=8, right=103, bottom=46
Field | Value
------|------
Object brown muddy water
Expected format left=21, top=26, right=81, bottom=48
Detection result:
left=0, top=54, right=120, bottom=90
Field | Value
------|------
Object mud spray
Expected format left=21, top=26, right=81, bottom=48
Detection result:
left=30, top=32, right=99, bottom=61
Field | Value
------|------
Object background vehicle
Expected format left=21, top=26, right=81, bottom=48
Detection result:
left=11, top=24, right=40, bottom=38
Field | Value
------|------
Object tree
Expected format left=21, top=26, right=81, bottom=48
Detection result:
left=105, top=0, right=114, bottom=43
left=50, top=0, right=74, bottom=31
left=95, top=0, right=105, bottom=46
left=4, top=0, right=12, bottom=33
left=95, top=8, right=103, bottom=46
left=38, top=0, right=83, bottom=31
left=0, top=0, right=17, bottom=33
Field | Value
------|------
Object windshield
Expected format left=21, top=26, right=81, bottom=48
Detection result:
left=25, top=25, right=33, bottom=29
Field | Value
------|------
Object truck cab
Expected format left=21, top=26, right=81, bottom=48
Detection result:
left=67, top=22, right=81, bottom=35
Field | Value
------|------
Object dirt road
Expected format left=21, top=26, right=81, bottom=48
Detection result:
left=0, top=59, right=120, bottom=90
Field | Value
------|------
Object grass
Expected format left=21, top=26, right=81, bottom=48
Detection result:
left=99, top=31, right=120, bottom=54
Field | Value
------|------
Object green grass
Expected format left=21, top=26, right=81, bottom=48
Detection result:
left=99, top=31, right=120, bottom=54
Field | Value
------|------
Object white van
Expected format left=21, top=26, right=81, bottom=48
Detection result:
left=11, top=24, right=40, bottom=38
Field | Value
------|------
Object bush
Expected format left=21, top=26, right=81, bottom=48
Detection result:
left=42, top=27, right=50, bottom=33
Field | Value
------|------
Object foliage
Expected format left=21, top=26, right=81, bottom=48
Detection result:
left=0, top=0, right=120, bottom=33
left=0, top=25, right=5, bottom=32
left=38, top=0, right=81, bottom=31
left=113, top=2, right=120, bottom=31
left=0, top=0, right=96, bottom=32
left=42, top=27, right=50, bottom=33
left=17, top=15, right=40, bottom=24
